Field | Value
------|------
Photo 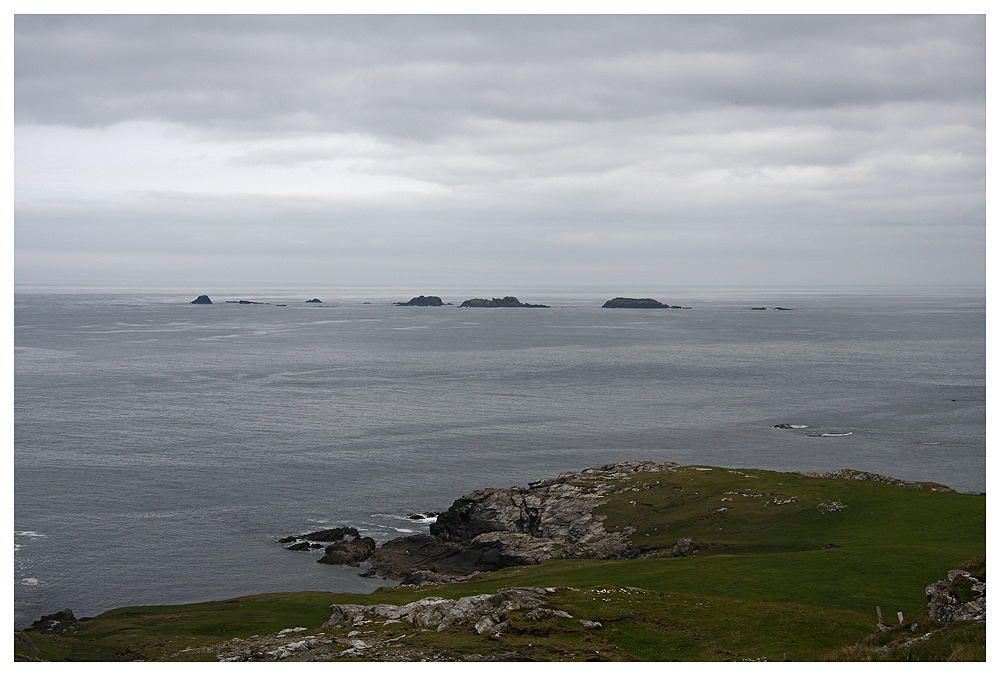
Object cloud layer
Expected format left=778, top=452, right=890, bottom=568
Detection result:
left=14, top=15, right=985, bottom=289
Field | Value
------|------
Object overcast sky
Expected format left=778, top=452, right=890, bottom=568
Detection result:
left=13, top=14, right=986, bottom=291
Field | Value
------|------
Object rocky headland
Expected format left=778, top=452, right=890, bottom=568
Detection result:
left=18, top=461, right=984, bottom=662
left=281, top=461, right=963, bottom=586
left=339, top=461, right=679, bottom=582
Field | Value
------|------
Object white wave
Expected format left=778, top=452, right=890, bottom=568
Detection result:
left=21, top=578, right=39, bottom=586
left=15, top=531, right=46, bottom=538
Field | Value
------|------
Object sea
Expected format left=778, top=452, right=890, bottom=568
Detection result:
left=12, top=286, right=986, bottom=629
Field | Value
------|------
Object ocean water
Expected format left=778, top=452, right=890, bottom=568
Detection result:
left=13, top=287, right=986, bottom=628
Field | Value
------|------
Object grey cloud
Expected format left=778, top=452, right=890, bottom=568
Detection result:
left=13, top=15, right=985, bottom=289
left=15, top=15, right=985, bottom=139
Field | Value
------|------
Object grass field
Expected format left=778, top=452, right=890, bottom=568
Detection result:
left=14, top=465, right=985, bottom=662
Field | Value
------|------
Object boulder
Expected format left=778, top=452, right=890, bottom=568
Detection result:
left=926, top=568, right=986, bottom=622
left=190, top=295, right=212, bottom=304
left=317, top=537, right=377, bottom=566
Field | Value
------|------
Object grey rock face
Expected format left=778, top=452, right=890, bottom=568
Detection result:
left=317, top=537, right=376, bottom=566
left=323, top=587, right=553, bottom=633
left=362, top=461, right=673, bottom=580
left=926, top=569, right=986, bottom=622
left=431, top=460, right=675, bottom=549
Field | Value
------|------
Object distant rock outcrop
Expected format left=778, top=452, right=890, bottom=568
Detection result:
left=602, top=297, right=688, bottom=309
left=305, top=299, right=323, bottom=303
left=190, top=295, right=212, bottom=304
left=459, top=297, right=549, bottom=308
left=395, top=296, right=446, bottom=306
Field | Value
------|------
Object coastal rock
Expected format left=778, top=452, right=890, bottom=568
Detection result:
left=361, top=461, right=672, bottom=580
left=282, top=526, right=369, bottom=554
left=926, top=568, right=986, bottom=622
left=25, top=609, right=79, bottom=635
left=459, top=297, right=549, bottom=308
left=601, top=297, right=688, bottom=309
left=323, top=587, right=553, bottom=633
left=395, top=296, right=446, bottom=306
left=317, top=537, right=377, bottom=566
left=305, top=299, right=323, bottom=303
left=361, top=534, right=493, bottom=580
left=190, top=295, right=212, bottom=304
left=431, top=461, right=671, bottom=548
left=302, top=527, right=361, bottom=542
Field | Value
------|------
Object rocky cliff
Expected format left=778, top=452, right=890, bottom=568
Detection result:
left=362, top=461, right=677, bottom=581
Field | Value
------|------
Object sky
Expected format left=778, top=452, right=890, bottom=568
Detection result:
left=13, top=12, right=987, bottom=291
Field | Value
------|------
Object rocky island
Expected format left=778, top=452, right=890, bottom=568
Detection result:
left=459, top=296, right=549, bottom=308
left=602, top=297, right=689, bottom=309
left=395, top=295, right=448, bottom=306
left=190, top=295, right=212, bottom=304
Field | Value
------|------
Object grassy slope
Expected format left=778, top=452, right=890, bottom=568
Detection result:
left=14, top=465, right=985, bottom=662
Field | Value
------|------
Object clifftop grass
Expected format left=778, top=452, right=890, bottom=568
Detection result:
left=15, top=465, right=985, bottom=662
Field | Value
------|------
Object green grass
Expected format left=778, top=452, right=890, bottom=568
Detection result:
left=15, top=465, right=985, bottom=662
